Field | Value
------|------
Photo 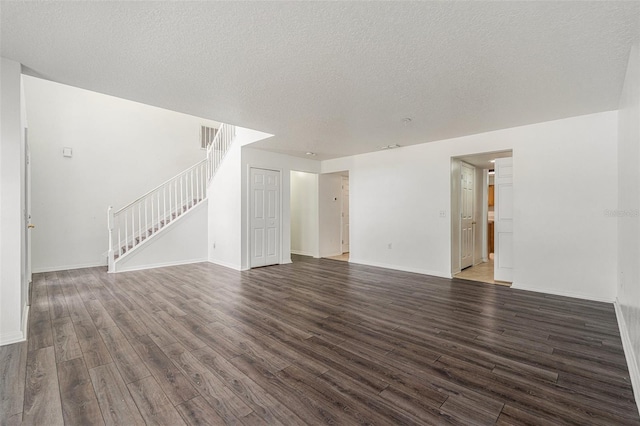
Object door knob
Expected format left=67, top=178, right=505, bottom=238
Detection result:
left=28, top=224, right=35, bottom=229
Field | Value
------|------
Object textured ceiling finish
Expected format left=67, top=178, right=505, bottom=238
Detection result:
left=2, top=2, right=638, bottom=159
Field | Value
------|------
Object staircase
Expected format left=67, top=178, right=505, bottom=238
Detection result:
left=107, top=123, right=236, bottom=272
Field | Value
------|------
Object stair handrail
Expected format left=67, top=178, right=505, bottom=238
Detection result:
left=206, top=123, right=236, bottom=183
left=107, top=122, right=237, bottom=272
left=107, top=158, right=208, bottom=271
left=113, top=159, right=206, bottom=215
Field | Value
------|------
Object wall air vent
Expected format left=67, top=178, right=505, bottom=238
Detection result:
left=200, top=126, right=218, bottom=149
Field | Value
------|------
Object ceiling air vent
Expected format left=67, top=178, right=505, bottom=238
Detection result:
left=200, top=126, right=218, bottom=149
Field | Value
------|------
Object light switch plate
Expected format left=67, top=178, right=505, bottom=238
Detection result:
left=62, top=147, right=73, bottom=158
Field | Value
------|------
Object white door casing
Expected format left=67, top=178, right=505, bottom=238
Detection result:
left=341, top=177, right=350, bottom=253
left=494, top=157, right=514, bottom=282
left=24, top=128, right=32, bottom=306
left=250, top=168, right=280, bottom=268
left=460, top=163, right=474, bottom=269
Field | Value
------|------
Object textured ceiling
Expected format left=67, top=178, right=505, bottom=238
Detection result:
left=2, top=1, right=638, bottom=159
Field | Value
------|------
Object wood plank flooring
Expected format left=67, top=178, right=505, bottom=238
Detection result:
left=1, top=255, right=639, bottom=425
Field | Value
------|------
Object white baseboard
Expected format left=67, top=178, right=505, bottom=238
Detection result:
left=0, top=330, right=24, bottom=346
left=22, top=304, right=29, bottom=340
left=208, top=259, right=243, bottom=271
left=32, top=261, right=106, bottom=274
left=0, top=304, right=29, bottom=347
left=291, top=250, right=316, bottom=257
left=115, top=258, right=207, bottom=273
left=348, top=258, right=450, bottom=279
left=321, top=252, right=343, bottom=258
left=614, top=299, right=640, bottom=417
left=510, top=283, right=614, bottom=303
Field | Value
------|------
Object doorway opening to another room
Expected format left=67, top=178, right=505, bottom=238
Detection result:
left=321, top=171, right=350, bottom=262
left=289, top=170, right=350, bottom=263
left=451, top=151, right=512, bottom=286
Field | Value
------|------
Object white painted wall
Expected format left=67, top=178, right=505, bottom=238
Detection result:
left=208, top=143, right=243, bottom=270
left=24, top=76, right=219, bottom=272
left=617, top=31, right=640, bottom=410
left=318, top=173, right=343, bottom=257
left=0, top=57, right=27, bottom=345
left=115, top=201, right=208, bottom=272
left=323, top=111, right=618, bottom=302
left=237, top=127, right=274, bottom=147
left=290, top=171, right=319, bottom=257
left=241, top=147, right=320, bottom=270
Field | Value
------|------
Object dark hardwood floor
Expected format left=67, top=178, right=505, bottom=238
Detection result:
left=1, top=255, right=639, bottom=425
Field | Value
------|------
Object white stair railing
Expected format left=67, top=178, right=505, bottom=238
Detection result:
left=207, top=123, right=236, bottom=183
left=107, top=123, right=236, bottom=272
left=107, top=160, right=207, bottom=270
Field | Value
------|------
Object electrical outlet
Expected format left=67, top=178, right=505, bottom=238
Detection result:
left=439, top=210, right=447, bottom=218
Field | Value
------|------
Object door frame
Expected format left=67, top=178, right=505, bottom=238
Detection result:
left=450, top=150, right=512, bottom=279
left=246, top=165, right=283, bottom=268
left=341, top=175, right=349, bottom=254
left=24, top=129, right=32, bottom=306
left=460, top=162, right=475, bottom=270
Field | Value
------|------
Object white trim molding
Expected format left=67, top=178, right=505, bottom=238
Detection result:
left=32, top=261, right=107, bottom=274
left=510, top=283, right=615, bottom=304
left=0, top=331, right=26, bottom=346
left=615, top=299, right=640, bottom=416
left=320, top=251, right=343, bottom=259
left=208, top=259, right=243, bottom=271
left=0, top=304, right=29, bottom=346
left=116, top=258, right=208, bottom=273
left=290, top=250, right=316, bottom=257
left=0, top=331, right=25, bottom=346
left=348, top=258, right=450, bottom=279
left=22, top=304, right=29, bottom=340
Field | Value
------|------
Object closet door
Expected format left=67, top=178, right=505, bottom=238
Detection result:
left=250, top=168, right=280, bottom=268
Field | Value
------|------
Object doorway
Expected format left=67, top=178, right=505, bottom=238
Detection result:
left=460, top=162, right=475, bottom=270
left=451, top=151, right=512, bottom=285
left=319, top=171, right=349, bottom=262
left=341, top=176, right=349, bottom=255
left=327, top=176, right=350, bottom=262
left=290, top=171, right=319, bottom=258
left=249, top=167, right=281, bottom=268
left=24, top=130, right=32, bottom=305
left=289, top=170, right=350, bottom=263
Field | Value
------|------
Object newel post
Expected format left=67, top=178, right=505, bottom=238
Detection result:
left=107, top=206, right=115, bottom=272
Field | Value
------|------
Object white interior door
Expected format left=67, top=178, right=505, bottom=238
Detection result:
left=341, top=176, right=349, bottom=253
left=494, top=157, right=514, bottom=282
left=250, top=168, right=280, bottom=268
left=460, top=163, right=474, bottom=269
